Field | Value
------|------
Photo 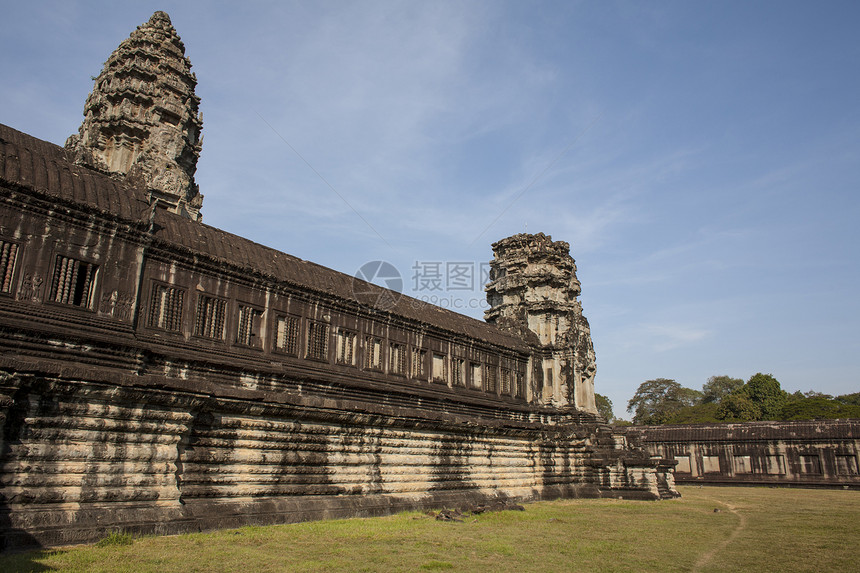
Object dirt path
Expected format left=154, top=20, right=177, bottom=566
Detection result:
left=691, top=498, right=748, bottom=572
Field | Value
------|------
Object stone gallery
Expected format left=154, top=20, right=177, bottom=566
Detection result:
left=625, top=420, right=860, bottom=488
left=0, top=12, right=678, bottom=549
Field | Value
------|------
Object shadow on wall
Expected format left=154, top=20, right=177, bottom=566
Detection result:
left=430, top=434, right=475, bottom=492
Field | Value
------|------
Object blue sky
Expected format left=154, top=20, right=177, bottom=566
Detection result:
left=2, top=1, right=858, bottom=418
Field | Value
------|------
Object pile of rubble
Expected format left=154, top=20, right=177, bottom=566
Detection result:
left=428, top=501, right=526, bottom=522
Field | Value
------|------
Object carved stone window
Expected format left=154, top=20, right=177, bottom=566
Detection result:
left=336, top=329, right=356, bottom=365
left=0, top=240, right=19, bottom=293
left=701, top=455, right=721, bottom=474
left=486, top=365, right=498, bottom=394
left=451, top=358, right=465, bottom=387
left=674, top=455, right=692, bottom=473
left=501, top=368, right=512, bottom=395
left=49, top=255, right=97, bottom=308
left=307, top=322, right=329, bottom=361
left=274, top=315, right=299, bottom=355
left=798, top=455, right=821, bottom=474
left=149, top=283, right=185, bottom=331
left=431, top=353, right=446, bottom=384
left=836, top=455, right=858, bottom=475
left=365, top=336, right=382, bottom=369
left=410, top=348, right=427, bottom=379
left=389, top=343, right=405, bottom=375
left=470, top=362, right=483, bottom=390
left=733, top=455, right=752, bottom=474
left=763, top=455, right=786, bottom=475
left=236, top=304, right=263, bottom=347
left=194, top=294, right=226, bottom=340
left=515, top=365, right=526, bottom=399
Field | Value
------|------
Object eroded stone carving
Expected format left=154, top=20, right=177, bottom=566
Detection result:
left=65, top=11, right=203, bottom=221
left=16, top=273, right=43, bottom=303
left=485, top=233, right=597, bottom=412
left=99, top=289, right=134, bottom=321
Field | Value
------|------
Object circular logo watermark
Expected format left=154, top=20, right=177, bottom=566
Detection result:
left=352, top=261, right=403, bottom=310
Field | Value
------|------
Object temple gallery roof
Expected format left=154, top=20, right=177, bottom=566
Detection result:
left=0, top=122, right=527, bottom=351
left=0, top=122, right=150, bottom=220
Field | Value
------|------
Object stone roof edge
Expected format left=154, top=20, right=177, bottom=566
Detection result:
left=0, top=123, right=151, bottom=221
left=150, top=211, right=528, bottom=351
left=625, top=419, right=860, bottom=440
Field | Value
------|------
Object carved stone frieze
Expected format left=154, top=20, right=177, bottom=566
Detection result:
left=99, top=289, right=135, bottom=321
left=16, top=273, right=43, bottom=303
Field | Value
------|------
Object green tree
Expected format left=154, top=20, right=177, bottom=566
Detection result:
left=800, top=390, right=832, bottom=399
left=595, top=393, right=614, bottom=422
left=701, top=375, right=744, bottom=404
left=626, top=379, right=702, bottom=425
left=665, top=402, right=721, bottom=424
left=716, top=393, right=760, bottom=422
left=780, top=392, right=860, bottom=420
left=745, top=372, right=787, bottom=420
left=780, top=395, right=840, bottom=420
left=836, top=392, right=860, bottom=406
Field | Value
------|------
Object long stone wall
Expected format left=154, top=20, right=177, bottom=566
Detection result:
left=623, top=421, right=860, bottom=488
left=0, top=368, right=672, bottom=549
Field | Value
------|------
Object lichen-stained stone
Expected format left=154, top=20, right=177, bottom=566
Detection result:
left=65, top=11, right=203, bottom=221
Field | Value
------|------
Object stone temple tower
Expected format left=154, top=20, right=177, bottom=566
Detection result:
left=485, top=233, right=597, bottom=413
left=65, top=11, right=204, bottom=221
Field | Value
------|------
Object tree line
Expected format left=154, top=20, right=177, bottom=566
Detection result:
left=595, top=374, right=860, bottom=425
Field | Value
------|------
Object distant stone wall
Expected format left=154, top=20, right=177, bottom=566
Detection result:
left=623, top=421, right=860, bottom=488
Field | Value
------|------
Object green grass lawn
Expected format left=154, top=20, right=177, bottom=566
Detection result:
left=2, top=486, right=857, bottom=572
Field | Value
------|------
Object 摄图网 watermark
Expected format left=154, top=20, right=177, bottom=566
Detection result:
left=352, top=260, right=492, bottom=311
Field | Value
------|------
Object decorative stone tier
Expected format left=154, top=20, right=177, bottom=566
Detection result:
left=0, top=369, right=674, bottom=549
left=486, top=233, right=583, bottom=321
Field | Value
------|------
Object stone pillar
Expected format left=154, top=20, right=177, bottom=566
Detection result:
left=485, top=233, right=597, bottom=412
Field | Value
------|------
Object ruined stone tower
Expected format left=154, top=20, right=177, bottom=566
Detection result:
left=65, top=11, right=203, bottom=220
left=485, top=233, right=597, bottom=413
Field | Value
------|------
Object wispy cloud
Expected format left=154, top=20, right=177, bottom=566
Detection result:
left=601, top=321, right=711, bottom=354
